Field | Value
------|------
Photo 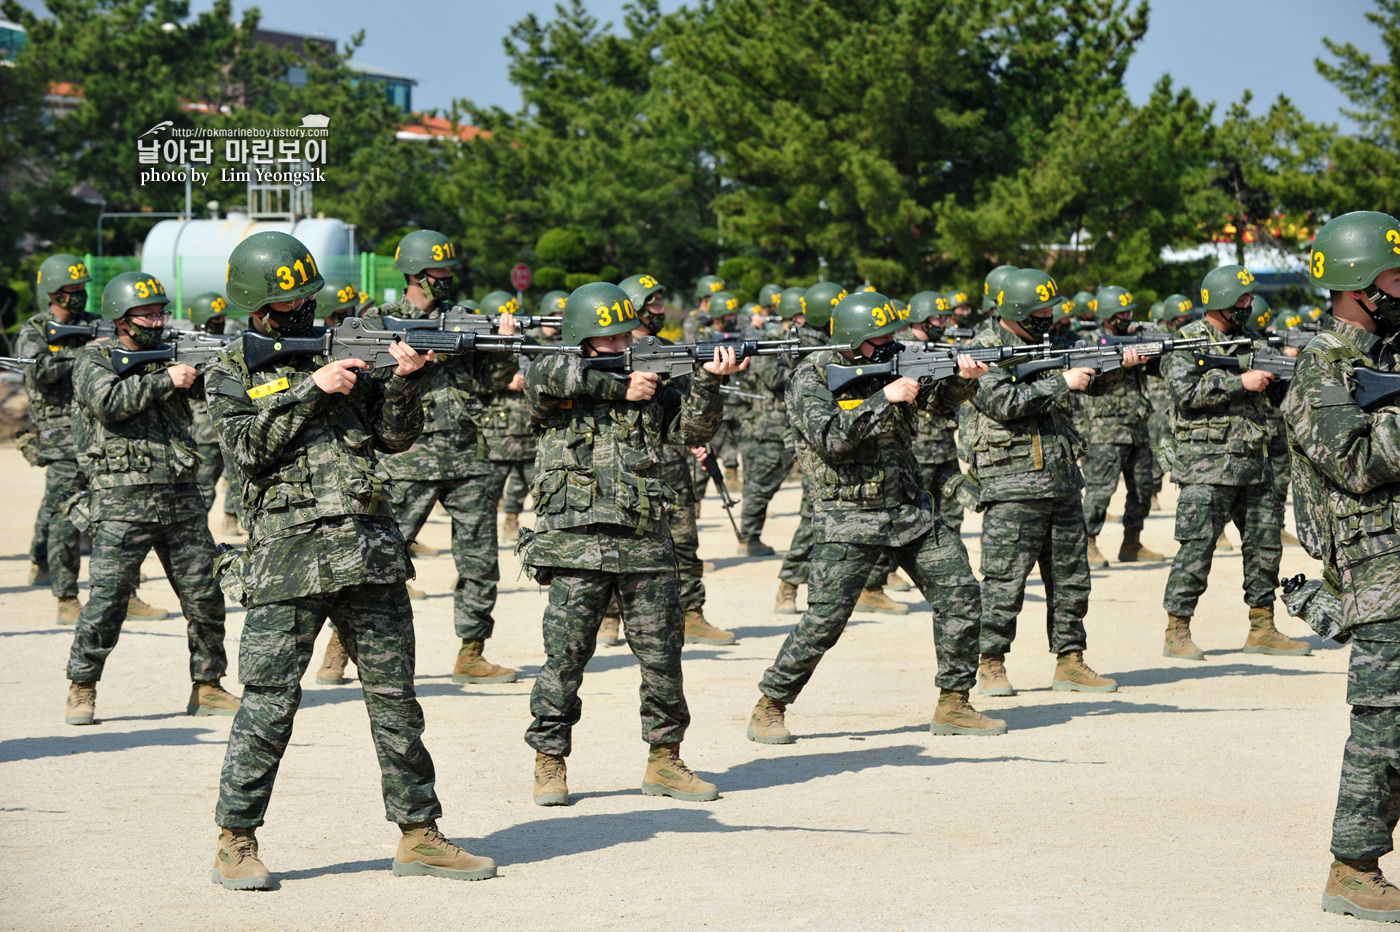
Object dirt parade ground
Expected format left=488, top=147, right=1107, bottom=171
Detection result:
left=0, top=444, right=1360, bottom=931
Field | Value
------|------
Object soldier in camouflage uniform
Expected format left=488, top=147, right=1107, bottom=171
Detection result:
left=500, top=291, right=569, bottom=517
left=1249, top=293, right=1303, bottom=547
left=518, top=282, right=746, bottom=807
left=184, top=292, right=245, bottom=530
left=1282, top=211, right=1400, bottom=922
left=903, top=291, right=965, bottom=533
left=968, top=269, right=1138, bottom=696
left=682, top=274, right=725, bottom=343
left=318, top=277, right=372, bottom=327
left=692, top=289, right=746, bottom=497
left=206, top=231, right=495, bottom=889
left=18, top=254, right=94, bottom=625
left=1157, top=263, right=1310, bottom=661
left=1079, top=285, right=1168, bottom=568
left=735, top=300, right=797, bottom=556
left=1145, top=294, right=1196, bottom=508
left=358, top=230, right=520, bottom=686
left=476, top=291, right=537, bottom=546
left=62, top=272, right=234, bottom=727
left=774, top=283, right=904, bottom=616
left=749, top=291, right=1004, bottom=742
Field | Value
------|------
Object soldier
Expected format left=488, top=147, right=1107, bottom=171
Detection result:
left=904, top=291, right=966, bottom=533
left=318, top=278, right=371, bottom=326
left=357, top=230, right=520, bottom=686
left=1158, top=264, right=1310, bottom=660
left=206, top=231, right=494, bottom=889
left=1249, top=294, right=1303, bottom=547
left=1284, top=210, right=1400, bottom=923
left=682, top=274, right=725, bottom=343
left=774, top=282, right=904, bottom=616
left=477, top=291, right=537, bottom=546
left=734, top=291, right=797, bottom=555
left=186, top=292, right=239, bottom=520
left=519, top=282, right=746, bottom=806
left=1079, top=285, right=1167, bottom=568
left=693, top=289, right=746, bottom=494
left=969, top=269, right=1140, bottom=696
left=981, top=266, right=1019, bottom=319
left=1146, top=293, right=1196, bottom=510
left=62, top=272, right=234, bottom=726
left=759, top=283, right=783, bottom=313
left=748, top=291, right=1003, bottom=742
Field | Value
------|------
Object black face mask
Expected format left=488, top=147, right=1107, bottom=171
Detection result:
left=1364, top=283, right=1400, bottom=332
left=716, top=316, right=738, bottom=333
left=202, top=317, right=227, bottom=335
left=55, top=290, right=87, bottom=315
left=867, top=340, right=904, bottom=363
left=923, top=324, right=945, bottom=342
left=124, top=318, right=165, bottom=349
left=1106, top=315, right=1131, bottom=335
left=421, top=274, right=455, bottom=303
left=268, top=299, right=318, bottom=336
left=1023, top=314, right=1054, bottom=339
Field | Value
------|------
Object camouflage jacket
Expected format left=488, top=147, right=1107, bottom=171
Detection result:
left=365, top=297, right=517, bottom=480
left=482, top=354, right=536, bottom=462
left=16, top=313, right=87, bottom=462
left=789, top=348, right=977, bottom=546
left=71, top=341, right=203, bottom=523
left=205, top=334, right=425, bottom=605
left=190, top=396, right=219, bottom=446
left=965, top=324, right=1127, bottom=502
left=1162, top=318, right=1282, bottom=486
left=1076, top=324, right=1153, bottom=442
left=522, top=355, right=724, bottom=565
left=1283, top=317, right=1400, bottom=634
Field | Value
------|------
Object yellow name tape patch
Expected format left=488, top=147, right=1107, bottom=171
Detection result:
left=248, top=377, right=290, bottom=399
left=837, top=399, right=863, bottom=410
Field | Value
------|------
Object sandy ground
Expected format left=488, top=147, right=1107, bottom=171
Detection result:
left=0, top=445, right=1360, bottom=930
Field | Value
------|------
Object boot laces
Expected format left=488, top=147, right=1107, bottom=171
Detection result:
left=982, top=657, right=1006, bottom=678
left=71, top=683, right=95, bottom=704
left=419, top=824, right=462, bottom=856
left=758, top=698, right=785, bottom=726
left=538, top=755, right=565, bottom=781
left=227, top=830, right=258, bottom=863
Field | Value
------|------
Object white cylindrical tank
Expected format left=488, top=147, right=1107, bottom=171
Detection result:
left=142, top=214, right=357, bottom=312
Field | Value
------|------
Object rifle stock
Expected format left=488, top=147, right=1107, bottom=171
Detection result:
left=824, top=342, right=1029, bottom=394
left=1192, top=348, right=1296, bottom=380
left=1352, top=367, right=1400, bottom=411
left=110, top=331, right=235, bottom=377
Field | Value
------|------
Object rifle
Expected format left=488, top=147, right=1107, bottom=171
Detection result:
left=1348, top=367, right=1400, bottom=412
left=43, top=319, right=117, bottom=343
left=583, top=336, right=840, bottom=378
left=941, top=327, right=978, bottom=341
left=383, top=309, right=563, bottom=333
left=720, top=385, right=764, bottom=401
left=754, top=314, right=784, bottom=325
left=242, top=318, right=579, bottom=372
left=0, top=356, right=37, bottom=373
left=1005, top=337, right=1250, bottom=383
left=1269, top=331, right=1315, bottom=350
left=824, top=342, right=1035, bottom=394
left=1096, top=330, right=1174, bottom=346
left=1191, top=347, right=1296, bottom=381
left=700, top=447, right=742, bottom=543
left=111, top=331, right=236, bottom=377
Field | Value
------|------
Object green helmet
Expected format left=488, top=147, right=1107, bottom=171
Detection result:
left=777, top=286, right=806, bottom=320
left=708, top=290, right=742, bottom=318
left=1300, top=303, right=1324, bottom=323
left=1247, top=293, right=1273, bottom=331
left=982, top=265, right=1018, bottom=311
left=1308, top=211, right=1400, bottom=291
left=759, top=283, right=782, bottom=308
left=101, top=271, right=170, bottom=320
left=1095, top=286, right=1136, bottom=320
left=187, top=292, right=230, bottom=326
left=563, top=282, right=638, bottom=345
left=694, top=275, right=725, bottom=301
left=318, top=279, right=361, bottom=315
left=907, top=291, right=943, bottom=324
left=226, top=231, right=324, bottom=314
left=393, top=229, right=460, bottom=274
left=830, top=291, right=906, bottom=348
left=479, top=290, right=520, bottom=317
left=541, top=290, right=570, bottom=314
left=1273, top=309, right=1303, bottom=331
left=1160, top=293, right=1194, bottom=322
left=996, top=269, right=1062, bottom=322
left=619, top=273, right=665, bottom=310
left=1053, top=297, right=1076, bottom=324
left=1072, top=291, right=1096, bottom=317
left=35, top=253, right=92, bottom=311
left=741, top=302, right=764, bottom=321
left=803, top=282, right=848, bottom=331
left=1199, top=264, right=1256, bottom=311
left=1149, top=301, right=1165, bottom=322
left=945, top=289, right=972, bottom=312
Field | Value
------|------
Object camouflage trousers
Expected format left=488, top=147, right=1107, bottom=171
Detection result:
left=917, top=459, right=965, bottom=534
left=526, top=568, right=689, bottom=756
left=215, top=582, right=441, bottom=828
left=1082, top=439, right=1153, bottom=536
left=494, top=460, right=536, bottom=515
left=693, top=419, right=742, bottom=498
left=195, top=442, right=223, bottom=513
left=779, top=474, right=889, bottom=588
left=1333, top=698, right=1400, bottom=859
left=1269, top=432, right=1291, bottom=526
left=673, top=495, right=705, bottom=612
left=760, top=524, right=981, bottom=700
left=30, top=457, right=84, bottom=599
left=978, top=495, right=1090, bottom=657
left=393, top=474, right=499, bottom=640
left=737, top=438, right=794, bottom=545
left=1148, top=411, right=1169, bottom=497
left=1162, top=481, right=1280, bottom=617
left=67, top=514, right=227, bottom=683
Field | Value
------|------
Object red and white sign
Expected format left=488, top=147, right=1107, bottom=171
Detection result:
left=511, top=263, right=532, bottom=291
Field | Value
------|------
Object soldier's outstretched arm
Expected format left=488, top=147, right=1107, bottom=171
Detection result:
left=366, top=369, right=426, bottom=454
left=920, top=361, right=981, bottom=413
left=523, top=354, right=630, bottom=423
left=73, top=350, right=178, bottom=424
left=671, top=367, right=725, bottom=446
left=1285, top=356, right=1400, bottom=495
left=970, top=365, right=1067, bottom=420
left=1083, top=365, right=1129, bottom=396
left=16, top=327, right=71, bottom=389
left=790, top=363, right=895, bottom=462
left=1162, top=348, right=1243, bottom=413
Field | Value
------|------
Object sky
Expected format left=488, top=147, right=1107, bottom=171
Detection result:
left=13, top=0, right=1390, bottom=128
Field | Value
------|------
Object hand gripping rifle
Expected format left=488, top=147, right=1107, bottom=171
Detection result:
left=823, top=342, right=1034, bottom=394
left=582, top=336, right=842, bottom=378
left=1190, top=346, right=1296, bottom=381
left=1004, top=336, right=1250, bottom=383
left=111, top=330, right=236, bottom=377
left=700, top=447, right=743, bottom=543
left=382, top=306, right=563, bottom=334
left=241, top=318, right=579, bottom=373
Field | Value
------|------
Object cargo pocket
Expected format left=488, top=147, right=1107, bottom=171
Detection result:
left=237, top=606, right=301, bottom=688
left=1173, top=484, right=1216, bottom=542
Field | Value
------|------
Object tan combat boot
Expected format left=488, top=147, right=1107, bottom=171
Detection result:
left=1163, top=614, right=1205, bottom=661
left=408, top=541, right=440, bottom=557
left=1216, top=530, right=1234, bottom=551
left=977, top=654, right=1016, bottom=697
left=188, top=681, right=240, bottom=717
left=56, top=597, right=81, bottom=626
left=1281, top=528, right=1301, bottom=545
left=855, top=587, right=908, bottom=615
left=1244, top=605, right=1312, bottom=656
left=127, top=592, right=169, bottom=620
left=29, top=562, right=49, bottom=586
left=1118, top=529, right=1166, bottom=563
left=533, top=751, right=568, bottom=806
left=220, top=513, right=244, bottom=536
left=393, top=822, right=496, bottom=881
left=642, top=744, right=718, bottom=801
left=501, top=512, right=520, bottom=543
left=1052, top=651, right=1118, bottom=692
left=748, top=695, right=794, bottom=744
left=739, top=540, right=775, bottom=557
left=886, top=570, right=913, bottom=592
left=315, top=630, right=351, bottom=684
left=1085, top=536, right=1109, bottom=569
left=65, top=681, right=96, bottom=726
left=598, top=614, right=623, bottom=647
left=774, top=581, right=799, bottom=615
left=930, top=689, right=1008, bottom=736
left=211, top=827, right=271, bottom=890
left=685, top=609, right=736, bottom=645
left=452, top=639, right=518, bottom=684
left=725, top=465, right=743, bottom=492
left=1323, top=858, right=1400, bottom=922
left=1150, top=494, right=1161, bottom=511
left=405, top=582, right=427, bottom=599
